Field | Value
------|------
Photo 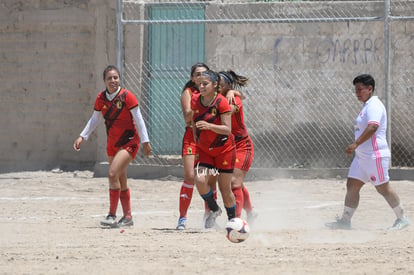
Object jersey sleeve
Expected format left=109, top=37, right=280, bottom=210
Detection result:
left=218, top=95, right=232, bottom=114
left=366, top=100, right=382, bottom=126
left=125, top=90, right=139, bottom=110
left=94, top=92, right=105, bottom=111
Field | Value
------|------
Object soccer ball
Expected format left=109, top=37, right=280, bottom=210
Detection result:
left=225, top=218, right=250, bottom=243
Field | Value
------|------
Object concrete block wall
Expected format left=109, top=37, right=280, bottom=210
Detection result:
left=0, top=0, right=116, bottom=172
left=204, top=2, right=414, bottom=166
left=1, top=1, right=413, bottom=173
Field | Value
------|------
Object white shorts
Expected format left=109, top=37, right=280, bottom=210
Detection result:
left=348, top=156, right=390, bottom=186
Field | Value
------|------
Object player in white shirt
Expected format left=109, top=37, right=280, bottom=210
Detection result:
left=326, top=74, right=409, bottom=230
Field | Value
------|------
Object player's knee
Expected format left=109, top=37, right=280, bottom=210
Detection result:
left=108, top=169, right=119, bottom=182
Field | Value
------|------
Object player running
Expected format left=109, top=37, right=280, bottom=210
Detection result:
left=217, top=70, right=257, bottom=223
left=176, top=63, right=210, bottom=230
left=192, top=70, right=237, bottom=229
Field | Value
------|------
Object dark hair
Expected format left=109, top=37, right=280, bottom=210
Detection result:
left=218, top=70, right=248, bottom=90
left=201, top=70, right=220, bottom=90
left=103, top=65, right=120, bottom=80
left=183, top=63, right=210, bottom=91
left=353, top=74, right=375, bottom=93
left=190, top=63, right=209, bottom=77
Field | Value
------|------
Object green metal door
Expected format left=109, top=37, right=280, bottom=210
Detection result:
left=147, top=4, right=205, bottom=155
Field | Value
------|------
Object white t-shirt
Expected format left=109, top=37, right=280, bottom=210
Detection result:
left=354, top=96, right=390, bottom=159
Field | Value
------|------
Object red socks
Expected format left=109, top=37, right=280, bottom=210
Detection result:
left=109, top=188, right=132, bottom=218
left=120, top=189, right=132, bottom=219
left=179, top=182, right=194, bottom=218
left=242, top=186, right=253, bottom=213
left=109, top=189, right=121, bottom=216
left=232, top=187, right=244, bottom=218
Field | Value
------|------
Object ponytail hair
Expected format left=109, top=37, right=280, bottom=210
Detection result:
left=218, top=70, right=248, bottom=90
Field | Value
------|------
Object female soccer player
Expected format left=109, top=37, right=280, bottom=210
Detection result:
left=217, top=70, right=257, bottom=223
left=176, top=63, right=210, bottom=230
left=326, top=74, right=409, bottom=230
left=191, top=70, right=237, bottom=229
left=176, top=64, right=242, bottom=230
left=73, top=65, right=152, bottom=228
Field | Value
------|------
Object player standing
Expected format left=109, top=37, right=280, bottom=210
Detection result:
left=74, top=65, right=152, bottom=228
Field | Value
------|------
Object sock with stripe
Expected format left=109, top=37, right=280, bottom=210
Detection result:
left=179, top=181, right=194, bottom=218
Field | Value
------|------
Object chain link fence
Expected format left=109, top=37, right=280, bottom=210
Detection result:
left=117, top=0, right=414, bottom=171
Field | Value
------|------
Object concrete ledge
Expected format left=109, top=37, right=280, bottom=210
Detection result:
left=94, top=162, right=183, bottom=180
left=94, top=162, right=414, bottom=181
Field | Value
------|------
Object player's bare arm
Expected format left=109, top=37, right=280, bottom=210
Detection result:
left=226, top=89, right=245, bottom=104
left=181, top=89, right=193, bottom=127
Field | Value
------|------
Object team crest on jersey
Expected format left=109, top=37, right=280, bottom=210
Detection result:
left=116, top=100, right=123, bottom=109
left=211, top=107, right=217, bottom=116
left=186, top=147, right=193, bottom=154
left=222, top=160, right=228, bottom=166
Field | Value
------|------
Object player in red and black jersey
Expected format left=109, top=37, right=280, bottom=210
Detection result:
left=176, top=63, right=210, bottom=230
left=74, top=65, right=152, bottom=228
left=191, top=70, right=237, bottom=228
left=217, top=70, right=257, bottom=224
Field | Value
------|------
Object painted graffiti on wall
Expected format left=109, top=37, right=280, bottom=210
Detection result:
left=273, top=36, right=382, bottom=67
left=316, top=37, right=382, bottom=65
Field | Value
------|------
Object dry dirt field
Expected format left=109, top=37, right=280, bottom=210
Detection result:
left=1, top=170, right=413, bottom=274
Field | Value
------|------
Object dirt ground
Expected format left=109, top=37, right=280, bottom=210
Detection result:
left=1, top=170, right=413, bottom=275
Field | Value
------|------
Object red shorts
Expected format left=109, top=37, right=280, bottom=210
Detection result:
left=182, top=127, right=196, bottom=156
left=107, top=135, right=139, bottom=159
left=234, top=136, right=254, bottom=171
left=196, top=135, right=236, bottom=173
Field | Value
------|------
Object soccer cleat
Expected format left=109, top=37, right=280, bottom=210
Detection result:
left=246, top=210, right=258, bottom=226
left=325, top=217, right=351, bottom=230
left=204, top=207, right=222, bottom=229
left=388, top=217, right=410, bottom=230
left=100, top=214, right=118, bottom=228
left=176, top=217, right=187, bottom=230
left=118, top=216, right=134, bottom=227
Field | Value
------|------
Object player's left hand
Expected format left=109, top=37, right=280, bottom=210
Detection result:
left=142, top=142, right=152, bottom=157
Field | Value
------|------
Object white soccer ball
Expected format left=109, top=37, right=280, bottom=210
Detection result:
left=225, top=217, right=250, bottom=243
